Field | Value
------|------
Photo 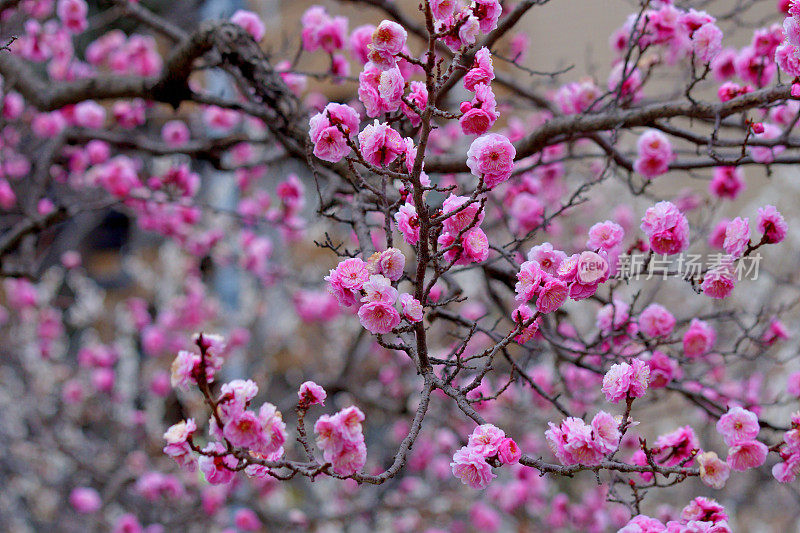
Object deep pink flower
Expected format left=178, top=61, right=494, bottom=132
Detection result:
left=358, top=121, right=404, bottom=167
left=756, top=204, right=787, bottom=243
left=640, top=201, right=690, bottom=255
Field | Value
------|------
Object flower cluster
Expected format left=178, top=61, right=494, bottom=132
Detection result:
left=545, top=412, right=621, bottom=466
left=620, top=497, right=731, bottom=532
left=450, top=424, right=520, bottom=490
left=314, top=406, right=367, bottom=476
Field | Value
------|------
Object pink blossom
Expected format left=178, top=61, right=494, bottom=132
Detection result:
left=726, top=439, right=767, bottom=471
left=298, top=381, right=327, bottom=406
left=639, top=303, right=676, bottom=338
left=646, top=351, right=680, bottom=388
left=358, top=301, right=401, bottom=334
left=442, top=194, right=484, bottom=234
left=198, top=442, right=237, bottom=484
left=536, top=277, right=568, bottom=314
left=587, top=220, right=624, bottom=251
left=701, top=262, right=736, bottom=299
left=591, top=411, right=621, bottom=454
left=450, top=445, right=496, bottom=489
left=399, top=293, right=423, bottom=322
left=358, top=121, right=404, bottom=167
left=527, top=242, right=567, bottom=275
left=163, top=419, right=197, bottom=471
left=576, top=251, right=609, bottom=284
left=497, top=438, right=521, bottom=464
left=709, top=166, right=745, bottom=199
left=361, top=274, right=398, bottom=304
left=750, top=123, right=784, bottom=163
left=691, top=23, right=723, bottom=62
left=466, top=133, right=516, bottom=188
left=601, top=359, right=649, bottom=403
left=554, top=79, right=602, bottom=114
left=401, top=81, right=428, bottom=127
left=683, top=318, right=715, bottom=358
left=515, top=260, right=544, bottom=303
left=74, top=100, right=106, bottom=129
left=57, top=0, right=88, bottom=34
left=395, top=202, right=420, bottom=245
left=335, top=258, right=370, bottom=290
left=618, top=515, right=666, bottom=532
left=545, top=416, right=606, bottom=466
left=723, top=217, right=750, bottom=258
left=459, top=83, right=498, bottom=136
left=716, top=405, right=760, bottom=446
left=349, top=24, right=375, bottom=64
left=756, top=204, right=787, bottom=244
left=234, top=508, right=262, bottom=532
left=430, top=0, right=457, bottom=21
left=640, top=201, right=690, bottom=255
left=634, top=130, right=674, bottom=179
left=472, top=0, right=502, bottom=33
left=69, top=487, right=101, bottom=514
left=161, top=120, right=190, bottom=147
left=654, top=426, right=700, bottom=467
left=309, top=102, right=360, bottom=163
left=697, top=451, right=730, bottom=490
left=230, top=10, right=265, bottom=42
left=464, top=47, right=495, bottom=91
left=776, top=43, right=800, bottom=77
left=370, top=20, right=406, bottom=56
left=461, top=227, right=490, bottom=264
left=468, top=424, right=506, bottom=457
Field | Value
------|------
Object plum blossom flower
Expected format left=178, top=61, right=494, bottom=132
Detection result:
left=466, top=133, right=516, bottom=188
left=231, top=10, right=265, bottom=41
left=450, top=446, right=496, bottom=489
left=638, top=303, right=676, bottom=338
left=683, top=318, right=715, bottom=358
left=697, top=451, right=730, bottom=489
left=640, top=201, right=690, bottom=255
left=726, top=440, right=768, bottom=471
left=358, top=121, right=404, bottom=167
left=756, top=204, right=787, bottom=244
left=723, top=217, right=750, bottom=258
left=634, top=130, right=674, bottom=179
left=298, top=381, right=326, bottom=406
left=358, top=301, right=401, bottom=334
left=601, top=359, right=649, bottom=403
left=399, top=293, right=423, bottom=322
left=716, top=406, right=759, bottom=446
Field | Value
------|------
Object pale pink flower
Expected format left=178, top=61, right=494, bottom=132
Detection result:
left=638, top=303, right=676, bottom=338
left=634, top=130, right=673, bottom=179
left=576, top=251, right=609, bottom=284
left=536, top=277, right=568, bottom=314
left=723, top=217, right=750, bottom=258
left=591, top=411, right=621, bottom=454
left=451, top=445, right=496, bottom=489
left=198, top=442, right=237, bottom=484
left=466, top=133, right=516, bottom=188
left=587, top=220, right=624, bottom=251
left=602, top=359, right=649, bottom=403
left=231, top=10, right=265, bottom=41
left=399, top=293, right=423, bottom=322
left=358, top=301, right=401, bottom=334
left=370, top=20, right=406, bottom=56
left=376, top=248, right=405, bottom=281
left=163, top=419, right=197, bottom=471
left=468, top=424, right=506, bottom=457
left=358, top=121, right=404, bottom=167
left=395, top=202, right=420, bottom=245
left=442, top=194, right=484, bottom=234
left=697, top=451, right=730, bottom=489
left=334, top=258, right=370, bottom=290
left=716, top=406, right=759, bottom=446
left=515, top=260, right=544, bottom=303
left=527, top=243, right=567, bottom=275
left=74, top=100, right=106, bottom=129
left=726, top=439, right=767, bottom=471
left=692, top=23, right=723, bottom=63
left=683, top=318, right=715, bottom=358
left=161, top=120, right=190, bottom=147
left=361, top=275, right=398, bottom=304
